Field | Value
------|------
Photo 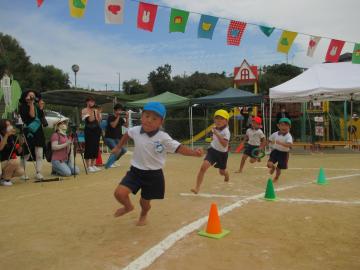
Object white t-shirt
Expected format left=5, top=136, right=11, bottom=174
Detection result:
left=128, top=126, right=181, bottom=170
left=269, top=131, right=293, bottom=152
left=246, top=128, right=265, bottom=146
left=211, top=126, right=231, bottom=153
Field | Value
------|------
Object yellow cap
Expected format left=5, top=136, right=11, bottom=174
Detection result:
left=214, top=109, right=229, bottom=120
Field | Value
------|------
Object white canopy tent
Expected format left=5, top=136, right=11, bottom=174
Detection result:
left=269, top=62, right=360, bottom=139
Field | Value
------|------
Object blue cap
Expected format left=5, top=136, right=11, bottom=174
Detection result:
left=143, top=102, right=166, bottom=118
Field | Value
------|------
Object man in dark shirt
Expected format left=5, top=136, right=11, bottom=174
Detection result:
left=276, top=106, right=290, bottom=123
left=104, top=104, right=128, bottom=167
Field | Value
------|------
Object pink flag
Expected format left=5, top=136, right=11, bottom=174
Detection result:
left=325, top=39, right=345, bottom=62
left=307, top=36, right=321, bottom=57
left=137, top=2, right=158, bottom=32
left=227, top=20, right=247, bottom=46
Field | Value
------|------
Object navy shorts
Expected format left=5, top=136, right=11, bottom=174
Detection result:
left=243, top=144, right=259, bottom=157
left=268, top=149, right=289, bottom=169
left=205, top=147, right=228, bottom=170
left=120, top=166, right=165, bottom=200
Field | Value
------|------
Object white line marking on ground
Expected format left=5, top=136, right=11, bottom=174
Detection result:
left=275, top=198, right=360, bottom=205
left=179, top=193, right=243, bottom=198
left=121, top=173, right=360, bottom=270
left=254, top=167, right=360, bottom=171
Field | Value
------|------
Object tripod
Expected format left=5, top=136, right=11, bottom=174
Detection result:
left=8, top=129, right=37, bottom=181
left=69, top=128, right=88, bottom=177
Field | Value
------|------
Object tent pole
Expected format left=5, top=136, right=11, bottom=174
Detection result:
left=350, top=95, right=353, bottom=144
left=344, top=101, right=348, bottom=141
left=269, top=99, right=272, bottom=136
left=190, top=106, right=194, bottom=149
left=261, top=102, right=266, bottom=139
left=301, top=103, right=306, bottom=141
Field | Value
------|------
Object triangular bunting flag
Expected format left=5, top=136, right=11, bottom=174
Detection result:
left=325, top=39, right=345, bottom=62
left=352, top=43, right=360, bottom=64
left=169, top=8, right=189, bottom=33
left=307, top=36, right=321, bottom=57
left=105, top=0, right=124, bottom=24
left=37, top=0, right=44, bottom=7
left=69, top=0, right=87, bottom=19
left=277, top=30, right=298, bottom=53
left=137, top=2, right=158, bottom=32
left=198, top=15, right=218, bottom=40
left=227, top=20, right=247, bottom=46
left=259, top=25, right=275, bottom=37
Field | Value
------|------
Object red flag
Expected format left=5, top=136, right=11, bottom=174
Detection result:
left=37, top=0, right=44, bottom=7
left=227, top=20, right=247, bottom=46
left=137, top=2, right=158, bottom=32
left=325, top=39, right=345, bottom=62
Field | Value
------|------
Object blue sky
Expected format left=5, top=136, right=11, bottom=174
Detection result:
left=0, top=0, right=359, bottom=90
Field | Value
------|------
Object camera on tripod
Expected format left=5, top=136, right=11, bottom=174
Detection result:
left=15, top=123, right=25, bottom=134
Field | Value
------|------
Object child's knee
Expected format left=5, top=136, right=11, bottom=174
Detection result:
left=200, top=163, right=210, bottom=172
left=219, top=169, right=226, bottom=176
left=250, top=158, right=256, bottom=163
left=114, top=186, right=129, bottom=200
left=267, top=162, right=273, bottom=168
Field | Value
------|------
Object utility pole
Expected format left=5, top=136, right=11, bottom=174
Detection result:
left=117, top=72, right=121, bottom=92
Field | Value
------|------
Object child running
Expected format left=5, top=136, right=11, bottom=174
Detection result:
left=191, top=109, right=230, bottom=194
left=235, top=116, right=266, bottom=173
left=112, top=102, right=203, bottom=226
left=267, top=117, right=293, bottom=182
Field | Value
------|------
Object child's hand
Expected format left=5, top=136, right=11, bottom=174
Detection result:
left=194, top=148, right=204, bottom=157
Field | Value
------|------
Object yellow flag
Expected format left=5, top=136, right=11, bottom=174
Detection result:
left=69, top=0, right=88, bottom=18
left=277, top=30, right=298, bottom=53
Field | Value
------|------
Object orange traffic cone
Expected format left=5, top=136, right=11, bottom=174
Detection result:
left=95, top=148, right=103, bottom=166
left=198, top=203, right=230, bottom=239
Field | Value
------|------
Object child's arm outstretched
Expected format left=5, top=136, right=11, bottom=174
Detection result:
left=273, top=139, right=292, bottom=148
left=176, top=145, right=203, bottom=157
left=112, top=132, right=130, bottom=154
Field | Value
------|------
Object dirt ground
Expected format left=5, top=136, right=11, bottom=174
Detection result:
left=0, top=151, right=359, bottom=270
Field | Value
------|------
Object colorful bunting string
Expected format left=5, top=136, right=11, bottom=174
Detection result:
left=38, top=0, right=360, bottom=63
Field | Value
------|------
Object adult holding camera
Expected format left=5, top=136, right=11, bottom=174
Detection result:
left=0, top=119, right=24, bottom=186
left=18, top=90, right=47, bottom=180
left=81, top=96, right=102, bottom=173
left=51, top=119, right=79, bottom=177
left=104, top=104, right=128, bottom=167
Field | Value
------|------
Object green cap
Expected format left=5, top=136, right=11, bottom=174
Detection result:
left=279, top=117, right=291, bottom=125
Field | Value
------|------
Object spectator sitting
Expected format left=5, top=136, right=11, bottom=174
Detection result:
left=0, top=119, right=24, bottom=186
left=51, top=119, right=79, bottom=177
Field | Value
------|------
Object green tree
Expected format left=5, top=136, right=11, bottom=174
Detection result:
left=122, top=79, right=149, bottom=95
left=0, top=33, right=32, bottom=89
left=258, top=64, right=303, bottom=94
left=0, top=33, right=70, bottom=91
left=148, top=64, right=172, bottom=95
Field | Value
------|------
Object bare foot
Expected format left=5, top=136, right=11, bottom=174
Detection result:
left=190, top=188, right=199, bottom=194
left=269, top=166, right=275, bottom=175
left=224, top=176, right=229, bottom=182
left=136, top=215, right=147, bottom=226
left=113, top=206, right=134, bottom=217
left=234, top=170, right=242, bottom=173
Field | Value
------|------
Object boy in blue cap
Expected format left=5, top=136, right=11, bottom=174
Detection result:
left=112, top=102, right=203, bottom=226
left=267, top=117, right=293, bottom=182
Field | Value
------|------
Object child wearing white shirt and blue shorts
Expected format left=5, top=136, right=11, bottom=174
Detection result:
left=268, top=118, right=293, bottom=182
left=191, top=109, right=231, bottom=194
left=112, top=102, right=203, bottom=226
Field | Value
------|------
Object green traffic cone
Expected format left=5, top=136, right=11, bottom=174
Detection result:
left=316, top=167, right=328, bottom=185
left=264, top=178, right=276, bottom=201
